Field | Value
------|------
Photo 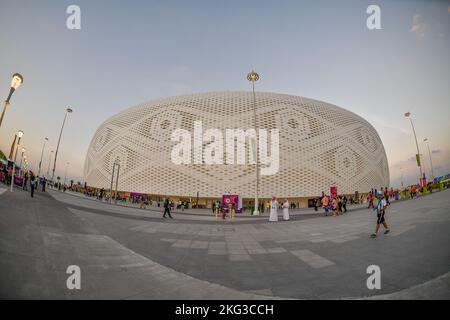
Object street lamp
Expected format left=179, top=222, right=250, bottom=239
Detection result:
left=404, top=112, right=423, bottom=186
left=0, top=73, right=24, bottom=129
left=247, top=70, right=260, bottom=215
left=21, top=154, right=27, bottom=188
left=47, top=150, right=54, bottom=177
left=10, top=130, right=24, bottom=192
left=110, top=160, right=120, bottom=204
left=38, top=137, right=49, bottom=177
left=64, top=162, right=70, bottom=186
left=399, top=167, right=404, bottom=188
left=19, top=147, right=26, bottom=175
left=52, top=107, right=73, bottom=182
left=423, top=138, right=435, bottom=181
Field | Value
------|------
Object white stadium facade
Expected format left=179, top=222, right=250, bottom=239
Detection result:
left=84, top=91, right=389, bottom=208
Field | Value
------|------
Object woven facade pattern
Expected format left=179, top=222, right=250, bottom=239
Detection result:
left=84, top=91, right=389, bottom=198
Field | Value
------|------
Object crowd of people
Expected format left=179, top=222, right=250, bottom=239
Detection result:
left=0, top=162, right=47, bottom=198
left=318, top=194, right=348, bottom=217
left=4, top=158, right=448, bottom=227
left=0, top=159, right=84, bottom=198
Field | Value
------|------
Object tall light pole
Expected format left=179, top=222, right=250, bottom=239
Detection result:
left=247, top=70, right=260, bottom=215
left=64, top=162, right=70, bottom=185
left=399, top=167, right=404, bottom=188
left=8, top=134, right=17, bottom=160
left=21, top=154, right=27, bottom=188
left=47, top=150, right=54, bottom=177
left=110, top=161, right=120, bottom=204
left=52, top=107, right=73, bottom=182
left=38, top=137, right=48, bottom=177
left=404, top=112, right=423, bottom=186
left=10, top=130, right=24, bottom=192
left=423, top=138, right=435, bottom=182
left=0, top=73, right=23, bottom=129
left=19, top=147, right=25, bottom=175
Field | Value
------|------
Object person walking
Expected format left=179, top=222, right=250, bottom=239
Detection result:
left=338, top=196, right=343, bottom=214
left=22, top=171, right=28, bottom=191
left=269, top=196, right=278, bottom=222
left=163, top=198, right=173, bottom=219
left=368, top=191, right=375, bottom=209
left=282, top=199, right=290, bottom=221
left=371, top=195, right=390, bottom=238
left=321, top=195, right=329, bottom=216
left=30, top=174, right=36, bottom=198
left=332, top=196, right=339, bottom=217
left=342, top=195, right=348, bottom=213
left=42, top=177, right=46, bottom=192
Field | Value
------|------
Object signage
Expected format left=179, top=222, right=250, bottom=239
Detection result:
left=222, top=194, right=242, bottom=213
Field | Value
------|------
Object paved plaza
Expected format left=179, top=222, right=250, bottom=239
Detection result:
left=0, top=186, right=449, bottom=299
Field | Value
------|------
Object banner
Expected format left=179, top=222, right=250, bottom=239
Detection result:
left=330, top=186, right=337, bottom=196
left=222, top=194, right=242, bottom=213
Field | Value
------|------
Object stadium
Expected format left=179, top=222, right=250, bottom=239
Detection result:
left=83, top=91, right=389, bottom=208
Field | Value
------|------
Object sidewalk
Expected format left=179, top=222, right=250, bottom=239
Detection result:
left=50, top=188, right=374, bottom=218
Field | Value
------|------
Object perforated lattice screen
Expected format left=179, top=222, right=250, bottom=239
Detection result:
left=84, top=91, right=389, bottom=197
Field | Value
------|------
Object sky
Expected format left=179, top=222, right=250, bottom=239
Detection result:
left=0, top=0, right=449, bottom=187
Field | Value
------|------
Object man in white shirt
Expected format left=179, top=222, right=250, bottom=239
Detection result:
left=371, top=195, right=390, bottom=238
left=269, top=196, right=279, bottom=222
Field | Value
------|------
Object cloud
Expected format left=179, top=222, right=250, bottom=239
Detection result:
left=410, top=14, right=426, bottom=39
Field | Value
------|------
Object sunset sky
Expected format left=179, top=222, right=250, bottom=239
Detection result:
left=0, top=0, right=449, bottom=187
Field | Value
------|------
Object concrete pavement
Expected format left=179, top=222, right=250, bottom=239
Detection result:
left=1, top=185, right=449, bottom=299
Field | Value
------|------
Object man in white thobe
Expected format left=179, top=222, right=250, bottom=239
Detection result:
left=269, top=197, right=278, bottom=222
left=282, top=199, right=290, bottom=221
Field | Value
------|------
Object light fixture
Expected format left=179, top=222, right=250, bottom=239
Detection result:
left=247, top=71, right=260, bottom=82
left=11, top=73, right=24, bottom=90
left=0, top=73, right=24, bottom=128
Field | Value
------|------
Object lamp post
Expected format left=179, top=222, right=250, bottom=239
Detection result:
left=64, top=162, right=69, bottom=186
left=21, top=155, right=27, bottom=188
left=110, top=161, right=120, bottom=204
left=399, top=167, right=404, bottom=188
left=19, top=148, right=25, bottom=175
left=10, top=130, right=24, bottom=192
left=247, top=70, right=260, bottom=215
left=423, top=138, right=435, bottom=182
left=0, top=73, right=24, bottom=129
left=52, top=107, right=73, bottom=182
left=404, top=112, right=423, bottom=186
left=38, top=137, right=48, bottom=177
left=47, top=150, right=54, bottom=177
